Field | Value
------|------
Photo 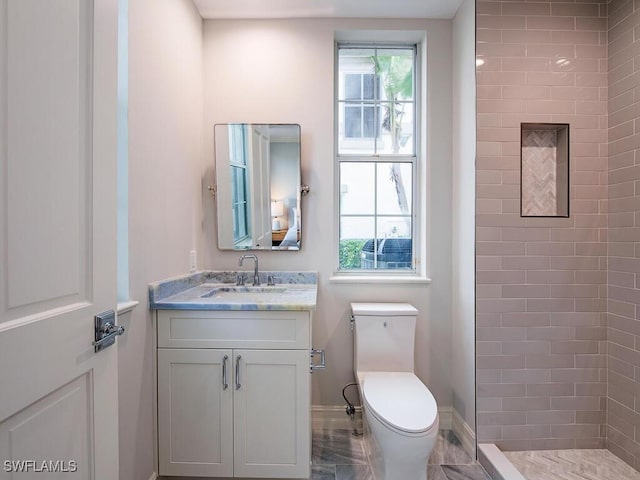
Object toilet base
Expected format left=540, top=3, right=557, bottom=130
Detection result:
left=362, top=405, right=439, bottom=480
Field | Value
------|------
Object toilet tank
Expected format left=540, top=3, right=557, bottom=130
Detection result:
left=352, top=303, right=418, bottom=375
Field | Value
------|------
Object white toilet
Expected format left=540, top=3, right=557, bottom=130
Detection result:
left=351, top=303, right=439, bottom=480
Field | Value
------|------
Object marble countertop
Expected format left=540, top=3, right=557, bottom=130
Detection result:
left=149, top=271, right=318, bottom=311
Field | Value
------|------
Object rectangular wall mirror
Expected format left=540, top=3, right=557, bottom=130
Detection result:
left=214, top=123, right=301, bottom=250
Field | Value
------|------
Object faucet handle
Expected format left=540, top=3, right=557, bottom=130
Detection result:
left=236, top=273, right=245, bottom=286
left=267, top=275, right=280, bottom=286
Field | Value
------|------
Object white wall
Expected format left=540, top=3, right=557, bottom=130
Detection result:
left=451, top=0, right=476, bottom=432
left=118, top=1, right=204, bottom=479
left=203, top=18, right=453, bottom=407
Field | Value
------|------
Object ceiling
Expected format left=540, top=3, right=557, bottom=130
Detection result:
left=192, top=0, right=464, bottom=20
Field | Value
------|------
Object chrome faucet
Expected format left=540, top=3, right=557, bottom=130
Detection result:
left=238, top=254, right=260, bottom=286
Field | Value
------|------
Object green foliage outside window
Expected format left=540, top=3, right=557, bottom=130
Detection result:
left=339, top=239, right=367, bottom=269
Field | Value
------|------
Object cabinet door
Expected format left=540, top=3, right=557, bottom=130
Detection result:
left=233, top=350, right=311, bottom=478
left=158, top=349, right=233, bottom=477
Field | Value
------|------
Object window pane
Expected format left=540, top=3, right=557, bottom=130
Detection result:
left=345, top=74, right=361, bottom=100
left=236, top=202, right=248, bottom=239
left=377, top=216, right=412, bottom=239
left=231, top=166, right=249, bottom=242
left=376, top=163, right=413, bottom=215
left=340, top=216, right=375, bottom=240
left=344, top=105, right=361, bottom=138
left=338, top=102, right=376, bottom=154
left=362, top=74, right=378, bottom=100
left=229, top=124, right=246, bottom=165
left=376, top=102, right=414, bottom=155
left=338, top=49, right=375, bottom=101
left=339, top=216, right=375, bottom=270
left=368, top=232, right=413, bottom=270
left=340, top=162, right=375, bottom=215
left=232, top=167, right=247, bottom=201
left=362, top=106, right=377, bottom=138
left=376, top=48, right=414, bottom=101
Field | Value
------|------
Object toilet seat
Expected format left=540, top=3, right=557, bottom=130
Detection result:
left=362, top=372, right=438, bottom=435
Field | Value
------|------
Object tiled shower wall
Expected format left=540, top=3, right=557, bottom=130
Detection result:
left=607, top=0, right=640, bottom=469
left=476, top=0, right=609, bottom=450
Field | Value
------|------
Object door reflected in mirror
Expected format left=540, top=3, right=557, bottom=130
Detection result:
left=214, top=124, right=301, bottom=250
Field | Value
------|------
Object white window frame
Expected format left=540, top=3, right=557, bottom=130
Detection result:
left=229, top=125, right=250, bottom=245
left=333, top=41, right=428, bottom=283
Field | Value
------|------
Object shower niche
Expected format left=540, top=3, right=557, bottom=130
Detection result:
left=520, top=123, right=569, bottom=217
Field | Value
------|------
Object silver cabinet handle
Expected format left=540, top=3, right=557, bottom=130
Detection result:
left=235, top=355, right=242, bottom=390
left=222, top=355, right=229, bottom=390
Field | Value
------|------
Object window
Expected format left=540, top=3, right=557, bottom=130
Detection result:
left=336, top=45, right=418, bottom=273
left=229, top=125, right=250, bottom=244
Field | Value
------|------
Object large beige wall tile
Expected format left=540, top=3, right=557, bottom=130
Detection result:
left=476, top=0, right=607, bottom=451
left=607, top=0, right=640, bottom=469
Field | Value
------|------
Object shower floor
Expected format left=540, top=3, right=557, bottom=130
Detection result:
left=503, top=449, right=640, bottom=480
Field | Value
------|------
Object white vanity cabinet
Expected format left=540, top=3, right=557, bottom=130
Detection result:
left=156, top=309, right=312, bottom=479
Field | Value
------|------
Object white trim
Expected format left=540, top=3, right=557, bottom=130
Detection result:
left=147, top=473, right=158, bottom=480
left=312, top=405, right=363, bottom=429
left=452, top=409, right=476, bottom=459
left=116, top=300, right=139, bottom=315
left=478, top=444, right=526, bottom=480
left=329, top=275, right=432, bottom=284
left=437, top=405, right=452, bottom=430
left=335, top=30, right=429, bottom=44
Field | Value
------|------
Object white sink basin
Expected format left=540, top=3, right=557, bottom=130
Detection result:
left=200, top=285, right=288, bottom=299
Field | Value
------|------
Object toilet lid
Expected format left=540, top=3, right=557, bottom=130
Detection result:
left=351, top=303, right=418, bottom=316
left=363, top=372, right=438, bottom=434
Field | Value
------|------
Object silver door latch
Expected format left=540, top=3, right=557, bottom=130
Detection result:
left=93, top=310, right=125, bottom=352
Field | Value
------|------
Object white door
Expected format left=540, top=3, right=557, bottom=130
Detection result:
left=249, top=127, right=272, bottom=247
left=0, top=0, right=119, bottom=478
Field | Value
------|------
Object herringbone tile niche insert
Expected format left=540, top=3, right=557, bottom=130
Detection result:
left=521, top=123, right=569, bottom=217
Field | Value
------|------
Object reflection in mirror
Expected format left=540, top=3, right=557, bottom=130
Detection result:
left=214, top=124, right=301, bottom=250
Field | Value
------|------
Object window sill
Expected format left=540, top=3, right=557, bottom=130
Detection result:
left=117, top=300, right=139, bottom=315
left=328, top=275, right=432, bottom=285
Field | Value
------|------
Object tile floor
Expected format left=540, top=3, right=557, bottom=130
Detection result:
left=504, top=449, right=640, bottom=480
left=311, top=427, right=491, bottom=480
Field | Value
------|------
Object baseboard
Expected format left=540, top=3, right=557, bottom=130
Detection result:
left=148, top=473, right=158, bottom=480
left=312, top=405, right=454, bottom=430
left=452, top=409, right=476, bottom=459
left=312, top=405, right=362, bottom=429
left=437, top=405, right=453, bottom=430
left=478, top=444, right=525, bottom=480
